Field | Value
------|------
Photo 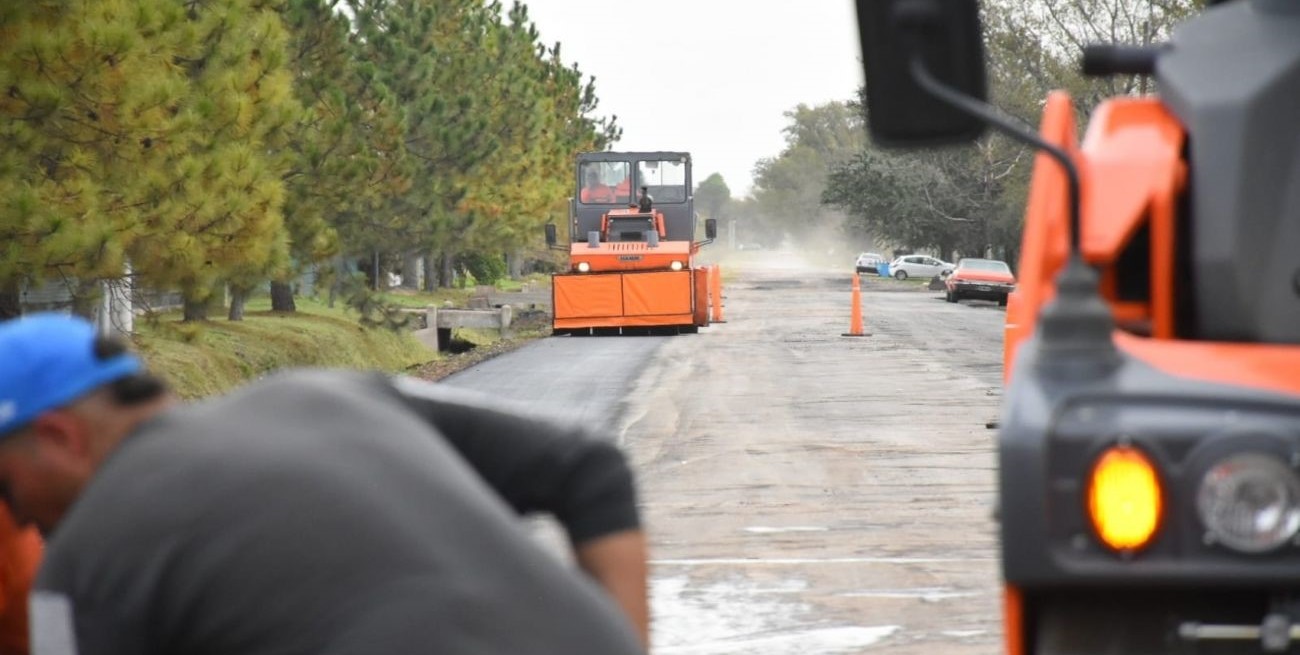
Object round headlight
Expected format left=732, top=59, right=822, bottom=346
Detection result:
left=577, top=262, right=590, bottom=273
left=1197, top=453, right=1300, bottom=553
left=670, top=261, right=683, bottom=271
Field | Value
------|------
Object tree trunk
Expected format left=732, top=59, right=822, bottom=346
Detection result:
left=270, top=280, right=296, bottom=313
left=183, top=297, right=209, bottom=322
left=0, top=281, right=20, bottom=320
left=356, top=256, right=375, bottom=291
left=507, top=250, right=523, bottom=279
left=328, top=255, right=348, bottom=308
left=422, top=253, right=437, bottom=292
left=69, top=280, right=101, bottom=320
left=228, top=286, right=248, bottom=321
left=401, top=251, right=421, bottom=289
left=440, top=249, right=455, bottom=289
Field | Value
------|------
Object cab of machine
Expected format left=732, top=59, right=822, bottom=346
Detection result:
left=572, top=152, right=696, bottom=243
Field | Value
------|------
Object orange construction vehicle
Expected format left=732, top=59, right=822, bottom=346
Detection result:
left=546, top=151, right=716, bottom=335
left=859, top=0, right=1300, bottom=653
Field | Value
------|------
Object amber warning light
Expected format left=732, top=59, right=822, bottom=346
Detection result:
left=1087, top=445, right=1163, bottom=552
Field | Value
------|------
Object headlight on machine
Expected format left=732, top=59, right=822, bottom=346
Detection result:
left=1197, top=453, right=1300, bottom=553
left=670, top=261, right=683, bottom=271
left=576, top=262, right=590, bottom=273
left=1088, top=445, right=1163, bottom=552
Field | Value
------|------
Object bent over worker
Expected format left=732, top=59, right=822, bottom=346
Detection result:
left=0, top=314, right=648, bottom=654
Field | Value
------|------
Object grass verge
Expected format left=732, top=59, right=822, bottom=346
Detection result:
left=130, top=289, right=555, bottom=399
left=132, top=296, right=434, bottom=399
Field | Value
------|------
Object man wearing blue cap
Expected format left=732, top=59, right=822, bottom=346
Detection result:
left=0, top=313, right=648, bottom=654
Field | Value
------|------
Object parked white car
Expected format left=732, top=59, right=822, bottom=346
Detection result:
left=889, top=254, right=952, bottom=280
left=854, top=252, right=886, bottom=274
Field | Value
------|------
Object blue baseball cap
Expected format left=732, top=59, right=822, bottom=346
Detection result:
left=0, top=313, right=141, bottom=437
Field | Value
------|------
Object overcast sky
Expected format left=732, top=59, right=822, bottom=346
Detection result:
left=521, top=1, right=866, bottom=197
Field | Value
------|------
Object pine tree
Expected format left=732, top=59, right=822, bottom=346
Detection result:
left=347, top=0, right=505, bottom=287
left=456, top=3, right=616, bottom=271
left=0, top=0, right=193, bottom=314
left=343, top=0, right=620, bottom=287
left=141, top=0, right=299, bottom=321
left=0, top=0, right=302, bottom=322
left=264, top=0, right=410, bottom=315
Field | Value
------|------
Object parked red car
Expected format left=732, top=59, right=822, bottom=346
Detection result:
left=944, top=258, right=1016, bottom=306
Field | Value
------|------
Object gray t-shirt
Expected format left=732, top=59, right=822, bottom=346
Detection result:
left=32, top=369, right=642, bottom=654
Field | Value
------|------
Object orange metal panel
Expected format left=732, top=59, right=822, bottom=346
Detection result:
left=1004, top=585, right=1025, bottom=655
left=553, top=274, right=623, bottom=320
left=560, top=314, right=695, bottom=328
left=623, top=271, right=693, bottom=316
left=1117, top=333, right=1300, bottom=398
left=1079, top=99, right=1185, bottom=340
left=1079, top=99, right=1184, bottom=263
left=1014, top=91, right=1079, bottom=342
left=1003, top=291, right=1025, bottom=384
left=1110, top=302, right=1150, bottom=324
left=553, top=314, right=696, bottom=329
left=569, top=241, right=692, bottom=273
left=552, top=271, right=696, bottom=329
left=693, top=268, right=709, bottom=327
left=710, top=264, right=725, bottom=323
left=1007, top=94, right=1188, bottom=383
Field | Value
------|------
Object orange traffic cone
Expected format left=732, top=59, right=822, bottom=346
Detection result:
left=710, top=264, right=726, bottom=323
left=842, top=274, right=869, bottom=337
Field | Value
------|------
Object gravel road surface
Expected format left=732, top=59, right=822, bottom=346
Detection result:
left=444, top=250, right=1007, bottom=655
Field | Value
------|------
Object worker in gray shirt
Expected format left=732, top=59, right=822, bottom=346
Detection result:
left=0, top=313, right=648, bottom=654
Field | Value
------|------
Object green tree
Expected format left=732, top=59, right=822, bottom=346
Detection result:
left=999, top=0, right=1204, bottom=109
left=822, top=0, right=1206, bottom=269
left=344, top=0, right=617, bottom=290
left=139, top=0, right=299, bottom=321
left=725, top=196, right=782, bottom=249
left=749, top=102, right=865, bottom=252
left=694, top=173, right=731, bottom=222
left=824, top=135, right=1025, bottom=262
left=1, top=0, right=618, bottom=324
left=262, top=0, right=409, bottom=315
left=451, top=2, right=613, bottom=282
left=0, top=0, right=190, bottom=316
left=823, top=2, right=1064, bottom=265
left=0, top=0, right=299, bottom=322
left=346, top=0, right=504, bottom=289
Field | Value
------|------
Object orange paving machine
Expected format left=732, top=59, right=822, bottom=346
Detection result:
left=546, top=151, right=716, bottom=335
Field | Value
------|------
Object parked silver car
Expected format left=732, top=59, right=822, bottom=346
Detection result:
left=889, top=254, right=952, bottom=280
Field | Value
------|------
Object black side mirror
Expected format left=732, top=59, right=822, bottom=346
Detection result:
left=705, top=218, right=717, bottom=240
left=544, top=223, right=557, bottom=247
left=855, top=0, right=987, bottom=147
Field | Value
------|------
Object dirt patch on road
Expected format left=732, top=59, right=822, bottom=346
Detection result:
left=408, top=338, right=537, bottom=381
left=858, top=274, right=937, bottom=292
left=407, top=309, right=551, bottom=381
